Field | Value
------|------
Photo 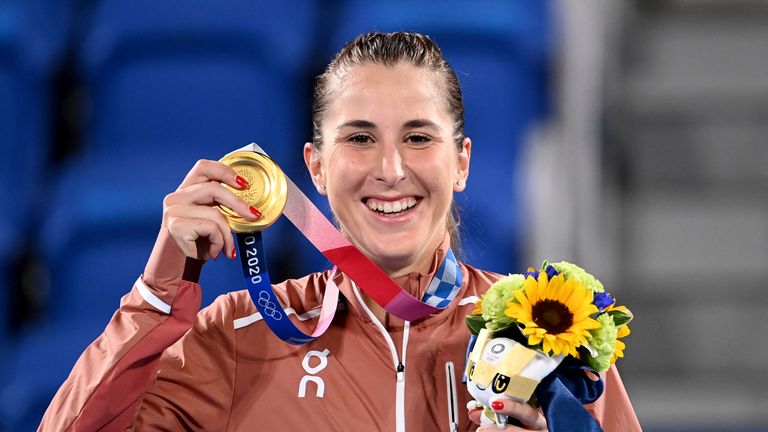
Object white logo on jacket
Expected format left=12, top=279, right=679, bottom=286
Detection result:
left=298, top=348, right=330, bottom=398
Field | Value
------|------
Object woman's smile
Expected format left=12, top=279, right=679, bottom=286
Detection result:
left=364, top=196, right=419, bottom=215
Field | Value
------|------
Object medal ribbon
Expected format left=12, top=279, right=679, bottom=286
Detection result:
left=233, top=143, right=463, bottom=344
left=236, top=232, right=339, bottom=345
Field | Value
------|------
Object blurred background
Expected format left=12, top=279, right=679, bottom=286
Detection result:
left=1, top=0, right=766, bottom=430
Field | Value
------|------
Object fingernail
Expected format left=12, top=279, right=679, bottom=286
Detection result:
left=491, top=401, right=504, bottom=411
left=231, top=247, right=237, bottom=259
left=235, top=175, right=249, bottom=189
left=249, top=206, right=262, bottom=218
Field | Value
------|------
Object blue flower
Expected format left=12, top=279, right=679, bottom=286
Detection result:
left=525, top=264, right=560, bottom=280
left=593, top=292, right=614, bottom=311
left=545, top=264, right=559, bottom=279
left=524, top=267, right=539, bottom=279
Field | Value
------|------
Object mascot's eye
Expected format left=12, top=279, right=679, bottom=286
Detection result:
left=491, top=343, right=505, bottom=354
left=491, top=373, right=511, bottom=394
left=468, top=362, right=475, bottom=379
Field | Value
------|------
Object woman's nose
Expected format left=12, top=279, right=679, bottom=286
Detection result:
left=374, top=141, right=406, bottom=185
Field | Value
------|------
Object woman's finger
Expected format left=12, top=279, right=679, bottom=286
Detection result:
left=165, top=217, right=225, bottom=261
left=467, top=400, right=484, bottom=425
left=178, top=159, right=249, bottom=190
left=166, top=182, right=262, bottom=221
left=164, top=204, right=235, bottom=259
left=487, top=399, right=547, bottom=431
left=476, top=425, right=530, bottom=432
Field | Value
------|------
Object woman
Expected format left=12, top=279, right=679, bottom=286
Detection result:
left=40, top=32, right=640, bottom=431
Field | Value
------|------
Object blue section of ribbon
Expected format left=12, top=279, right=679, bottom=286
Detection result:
left=236, top=232, right=315, bottom=345
left=535, top=357, right=605, bottom=432
left=421, top=249, right=463, bottom=308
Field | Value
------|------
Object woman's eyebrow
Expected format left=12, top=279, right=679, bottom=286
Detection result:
left=336, top=119, right=377, bottom=130
left=403, top=119, right=442, bottom=131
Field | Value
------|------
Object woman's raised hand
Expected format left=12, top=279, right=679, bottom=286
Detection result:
left=162, top=159, right=261, bottom=261
left=468, top=398, right=548, bottom=432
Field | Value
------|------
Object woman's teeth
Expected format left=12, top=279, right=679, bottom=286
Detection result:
left=367, top=197, right=418, bottom=215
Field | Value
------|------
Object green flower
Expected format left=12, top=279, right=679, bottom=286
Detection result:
left=481, top=274, right=525, bottom=331
left=551, top=261, right=605, bottom=293
left=586, top=313, right=617, bottom=372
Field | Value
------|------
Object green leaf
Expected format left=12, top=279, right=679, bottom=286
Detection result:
left=465, top=314, right=486, bottom=335
left=608, top=309, right=633, bottom=327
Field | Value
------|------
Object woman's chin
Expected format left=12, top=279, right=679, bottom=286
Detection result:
left=362, top=242, right=434, bottom=275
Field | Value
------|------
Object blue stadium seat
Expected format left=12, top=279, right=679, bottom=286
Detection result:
left=0, top=0, right=72, bottom=241
left=3, top=1, right=322, bottom=428
left=40, top=0, right=322, bottom=314
left=78, top=0, right=316, bottom=168
left=0, top=321, right=102, bottom=432
left=327, top=0, right=554, bottom=273
left=69, top=0, right=324, bottom=281
left=0, top=0, right=73, bottom=428
left=0, top=0, right=71, bottom=337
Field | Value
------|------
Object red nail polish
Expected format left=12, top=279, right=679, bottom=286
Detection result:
left=491, top=401, right=504, bottom=411
left=235, top=175, right=249, bottom=189
left=249, top=206, right=262, bottom=218
left=231, top=247, right=237, bottom=259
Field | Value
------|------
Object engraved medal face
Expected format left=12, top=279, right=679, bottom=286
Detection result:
left=218, top=151, right=287, bottom=233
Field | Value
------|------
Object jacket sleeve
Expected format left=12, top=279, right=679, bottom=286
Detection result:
left=585, top=365, right=643, bottom=432
left=129, top=289, right=237, bottom=431
left=38, top=228, right=204, bottom=432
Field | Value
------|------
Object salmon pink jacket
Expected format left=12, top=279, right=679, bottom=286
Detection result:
left=40, top=229, right=642, bottom=431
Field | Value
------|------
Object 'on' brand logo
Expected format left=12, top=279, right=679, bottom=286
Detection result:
left=298, top=348, right=330, bottom=398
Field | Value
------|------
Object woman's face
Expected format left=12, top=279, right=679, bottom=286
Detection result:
left=305, top=63, right=471, bottom=275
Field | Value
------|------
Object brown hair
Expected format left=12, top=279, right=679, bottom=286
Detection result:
left=312, top=31, right=465, bottom=149
left=312, top=31, right=466, bottom=253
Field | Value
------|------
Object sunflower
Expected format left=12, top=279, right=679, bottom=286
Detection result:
left=471, top=295, right=483, bottom=315
left=505, top=273, right=601, bottom=357
left=612, top=324, right=631, bottom=363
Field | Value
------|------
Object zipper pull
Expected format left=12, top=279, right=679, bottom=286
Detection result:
left=396, top=362, right=405, bottom=382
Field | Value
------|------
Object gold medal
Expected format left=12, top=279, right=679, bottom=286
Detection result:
left=218, top=150, right=287, bottom=233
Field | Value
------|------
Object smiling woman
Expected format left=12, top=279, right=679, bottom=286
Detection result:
left=39, top=32, right=641, bottom=432
left=306, top=61, right=470, bottom=278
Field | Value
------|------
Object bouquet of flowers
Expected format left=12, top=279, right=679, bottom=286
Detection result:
left=464, top=261, right=632, bottom=430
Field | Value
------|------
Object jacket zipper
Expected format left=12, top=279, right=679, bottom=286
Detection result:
left=445, top=361, right=459, bottom=431
left=352, top=282, right=410, bottom=432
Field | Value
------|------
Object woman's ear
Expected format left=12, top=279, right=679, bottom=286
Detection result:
left=454, top=137, right=471, bottom=192
left=304, top=142, right=327, bottom=195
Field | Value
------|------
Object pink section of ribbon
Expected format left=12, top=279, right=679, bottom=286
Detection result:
left=311, top=268, right=339, bottom=337
left=283, top=180, right=351, bottom=252
left=385, top=291, right=440, bottom=322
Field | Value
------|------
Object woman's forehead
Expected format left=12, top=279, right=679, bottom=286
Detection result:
left=326, top=63, right=451, bottom=127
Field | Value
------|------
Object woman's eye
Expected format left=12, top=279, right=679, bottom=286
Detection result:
left=406, top=134, right=431, bottom=145
left=348, top=134, right=373, bottom=144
